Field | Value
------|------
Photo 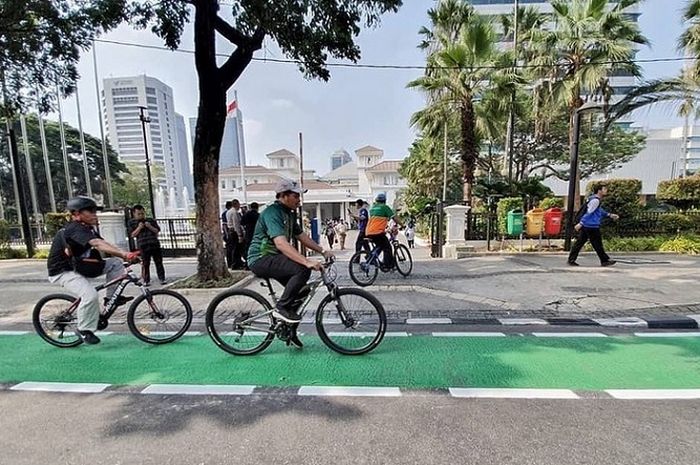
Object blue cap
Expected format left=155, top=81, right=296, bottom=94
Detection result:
left=375, top=192, right=387, bottom=202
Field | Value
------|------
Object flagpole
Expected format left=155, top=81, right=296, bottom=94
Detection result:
left=75, top=85, right=92, bottom=197
left=92, top=42, right=114, bottom=207
left=234, top=90, right=247, bottom=204
left=56, top=82, right=72, bottom=197
left=20, top=115, right=41, bottom=236
left=37, top=98, right=56, bottom=212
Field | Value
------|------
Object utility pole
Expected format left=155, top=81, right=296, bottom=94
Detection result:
left=92, top=43, right=113, bottom=207
left=138, top=106, right=157, bottom=217
left=504, top=0, right=519, bottom=181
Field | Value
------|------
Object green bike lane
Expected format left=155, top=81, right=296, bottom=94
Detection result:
left=1, top=333, right=700, bottom=392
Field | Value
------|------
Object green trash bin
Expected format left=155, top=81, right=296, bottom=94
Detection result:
left=507, top=209, right=524, bottom=236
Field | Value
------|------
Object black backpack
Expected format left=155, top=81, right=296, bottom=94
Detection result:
left=57, top=228, right=106, bottom=278
left=573, top=197, right=593, bottom=225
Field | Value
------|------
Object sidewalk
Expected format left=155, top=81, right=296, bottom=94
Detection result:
left=1, top=234, right=698, bottom=326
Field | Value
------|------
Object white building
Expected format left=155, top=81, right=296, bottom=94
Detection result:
left=218, top=145, right=406, bottom=227
left=469, top=0, right=641, bottom=105
left=102, top=75, right=192, bottom=208
left=545, top=125, right=699, bottom=197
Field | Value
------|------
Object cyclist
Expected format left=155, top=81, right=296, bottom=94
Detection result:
left=247, top=178, right=334, bottom=337
left=47, top=197, right=140, bottom=345
left=365, top=193, right=402, bottom=272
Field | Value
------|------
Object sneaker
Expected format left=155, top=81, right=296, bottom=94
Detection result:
left=289, top=334, right=304, bottom=349
left=75, top=330, right=101, bottom=345
left=601, top=260, right=617, bottom=267
left=143, top=281, right=151, bottom=287
left=567, top=261, right=579, bottom=267
left=104, top=295, right=134, bottom=308
left=159, top=279, right=168, bottom=285
left=272, top=308, right=302, bottom=324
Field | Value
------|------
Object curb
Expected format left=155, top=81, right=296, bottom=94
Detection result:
left=4, top=382, right=700, bottom=400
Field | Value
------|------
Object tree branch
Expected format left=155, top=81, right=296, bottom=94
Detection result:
left=219, top=27, right=265, bottom=89
left=529, top=163, right=564, bottom=180
left=214, top=16, right=249, bottom=47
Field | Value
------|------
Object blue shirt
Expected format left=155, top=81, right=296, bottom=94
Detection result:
left=580, top=195, right=609, bottom=228
left=358, top=207, right=369, bottom=232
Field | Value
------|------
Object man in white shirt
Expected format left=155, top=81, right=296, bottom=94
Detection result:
left=226, top=199, right=245, bottom=269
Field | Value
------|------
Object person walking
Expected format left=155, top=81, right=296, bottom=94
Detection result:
left=47, top=197, right=139, bottom=345
left=324, top=220, right=336, bottom=250
left=349, top=199, right=369, bottom=253
left=405, top=223, right=415, bottom=248
left=128, top=204, right=167, bottom=286
left=335, top=219, right=348, bottom=250
left=226, top=199, right=245, bottom=269
left=568, top=184, right=619, bottom=267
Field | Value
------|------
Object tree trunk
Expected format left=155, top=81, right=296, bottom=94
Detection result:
left=569, top=89, right=583, bottom=211
left=193, top=94, right=229, bottom=280
left=460, top=99, right=478, bottom=206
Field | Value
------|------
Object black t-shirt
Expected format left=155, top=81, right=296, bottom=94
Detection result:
left=47, top=221, right=101, bottom=276
left=241, top=210, right=260, bottom=239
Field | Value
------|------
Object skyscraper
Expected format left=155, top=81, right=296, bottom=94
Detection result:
left=331, top=149, right=353, bottom=171
left=468, top=0, right=641, bottom=104
left=175, top=114, right=194, bottom=201
left=102, top=75, right=191, bottom=205
left=189, top=100, right=246, bottom=169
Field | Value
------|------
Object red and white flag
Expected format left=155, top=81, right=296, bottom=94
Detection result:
left=227, top=100, right=238, bottom=115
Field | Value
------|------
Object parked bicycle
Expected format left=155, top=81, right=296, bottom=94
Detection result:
left=33, top=261, right=193, bottom=348
left=348, top=235, right=413, bottom=286
left=206, top=257, right=386, bottom=356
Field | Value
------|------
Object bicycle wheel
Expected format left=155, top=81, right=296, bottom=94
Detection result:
left=205, top=289, right=275, bottom=355
left=316, top=288, right=386, bottom=355
left=127, top=289, right=193, bottom=344
left=349, top=250, right=379, bottom=287
left=394, top=244, right=413, bottom=277
left=33, top=294, right=83, bottom=348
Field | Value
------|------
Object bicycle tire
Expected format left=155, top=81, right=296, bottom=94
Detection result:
left=127, top=289, right=193, bottom=344
left=349, top=250, right=379, bottom=287
left=32, top=294, right=83, bottom=348
left=316, top=287, right=386, bottom=355
left=394, top=244, right=413, bottom=277
left=205, top=288, right=275, bottom=355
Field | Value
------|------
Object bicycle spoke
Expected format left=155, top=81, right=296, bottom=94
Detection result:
left=318, top=289, right=385, bottom=354
left=206, top=291, right=274, bottom=355
left=129, top=290, right=191, bottom=343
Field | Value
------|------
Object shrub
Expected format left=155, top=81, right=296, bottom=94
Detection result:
left=657, top=175, right=700, bottom=210
left=657, top=213, right=695, bottom=233
left=45, top=213, right=70, bottom=238
left=0, top=248, right=28, bottom=259
left=497, top=197, right=523, bottom=235
left=33, top=249, right=49, bottom=259
left=0, top=220, right=10, bottom=247
left=659, top=236, right=700, bottom=255
left=539, top=197, right=564, bottom=210
left=600, top=236, right=668, bottom=252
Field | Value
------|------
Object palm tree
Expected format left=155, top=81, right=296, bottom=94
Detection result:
left=529, top=0, right=648, bottom=206
left=408, top=3, right=502, bottom=204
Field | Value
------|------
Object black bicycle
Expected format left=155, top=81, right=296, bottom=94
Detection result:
left=348, top=235, right=413, bottom=286
left=205, top=258, right=386, bottom=356
left=33, top=262, right=193, bottom=348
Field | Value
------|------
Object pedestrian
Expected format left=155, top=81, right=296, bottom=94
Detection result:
left=335, top=219, right=347, bottom=250
left=405, top=223, right=415, bottom=248
left=325, top=220, right=336, bottom=250
left=221, top=201, right=232, bottom=243
left=226, top=199, right=245, bottom=269
left=128, top=204, right=167, bottom=285
left=348, top=199, right=369, bottom=253
left=568, top=184, right=619, bottom=267
left=47, top=197, right=139, bottom=345
left=241, top=202, right=260, bottom=261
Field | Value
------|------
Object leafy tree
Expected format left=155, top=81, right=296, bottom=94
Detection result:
left=0, top=115, right=127, bottom=214
left=112, top=162, right=165, bottom=216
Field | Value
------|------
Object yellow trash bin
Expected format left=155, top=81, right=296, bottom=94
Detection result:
left=525, top=208, right=545, bottom=237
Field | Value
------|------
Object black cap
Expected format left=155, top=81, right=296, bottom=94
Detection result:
left=67, top=197, right=103, bottom=213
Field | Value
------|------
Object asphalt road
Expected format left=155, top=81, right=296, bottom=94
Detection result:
left=1, top=391, right=698, bottom=465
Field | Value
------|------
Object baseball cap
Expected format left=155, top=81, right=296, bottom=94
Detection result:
left=274, top=178, right=307, bottom=194
left=375, top=192, right=387, bottom=202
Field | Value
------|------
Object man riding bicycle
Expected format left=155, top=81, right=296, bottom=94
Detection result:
left=47, top=197, right=140, bottom=345
left=365, top=193, right=402, bottom=272
left=247, top=179, right=334, bottom=345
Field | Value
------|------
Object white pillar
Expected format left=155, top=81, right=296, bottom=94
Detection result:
left=98, top=212, right=128, bottom=250
left=443, top=205, right=470, bottom=259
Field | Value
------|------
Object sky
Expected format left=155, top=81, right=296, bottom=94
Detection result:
left=51, top=0, right=691, bottom=176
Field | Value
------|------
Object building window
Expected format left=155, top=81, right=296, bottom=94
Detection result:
left=146, top=87, right=156, bottom=95
left=111, top=87, right=137, bottom=96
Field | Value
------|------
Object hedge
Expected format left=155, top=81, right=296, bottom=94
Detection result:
left=657, top=175, right=700, bottom=210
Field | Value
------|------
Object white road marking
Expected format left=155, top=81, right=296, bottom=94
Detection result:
left=606, top=389, right=700, bottom=400
left=298, top=386, right=402, bottom=397
left=10, top=382, right=110, bottom=393
left=449, top=388, right=579, bottom=399
left=432, top=332, right=506, bottom=337
left=405, top=318, right=452, bottom=325
left=532, top=332, right=607, bottom=338
left=141, top=384, right=255, bottom=395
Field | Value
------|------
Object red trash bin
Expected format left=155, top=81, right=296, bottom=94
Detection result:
left=544, top=207, right=563, bottom=236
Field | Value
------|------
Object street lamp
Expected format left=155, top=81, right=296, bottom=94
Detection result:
left=138, top=106, right=157, bottom=218
left=564, top=101, right=606, bottom=251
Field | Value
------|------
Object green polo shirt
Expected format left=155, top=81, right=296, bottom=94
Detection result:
left=247, top=201, right=302, bottom=266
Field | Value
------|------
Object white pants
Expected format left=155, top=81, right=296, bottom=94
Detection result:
left=48, top=258, right=125, bottom=331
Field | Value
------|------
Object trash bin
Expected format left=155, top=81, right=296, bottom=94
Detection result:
left=526, top=208, right=545, bottom=236
left=507, top=209, right=524, bottom=236
left=311, top=217, right=320, bottom=244
left=544, top=207, right=563, bottom=236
